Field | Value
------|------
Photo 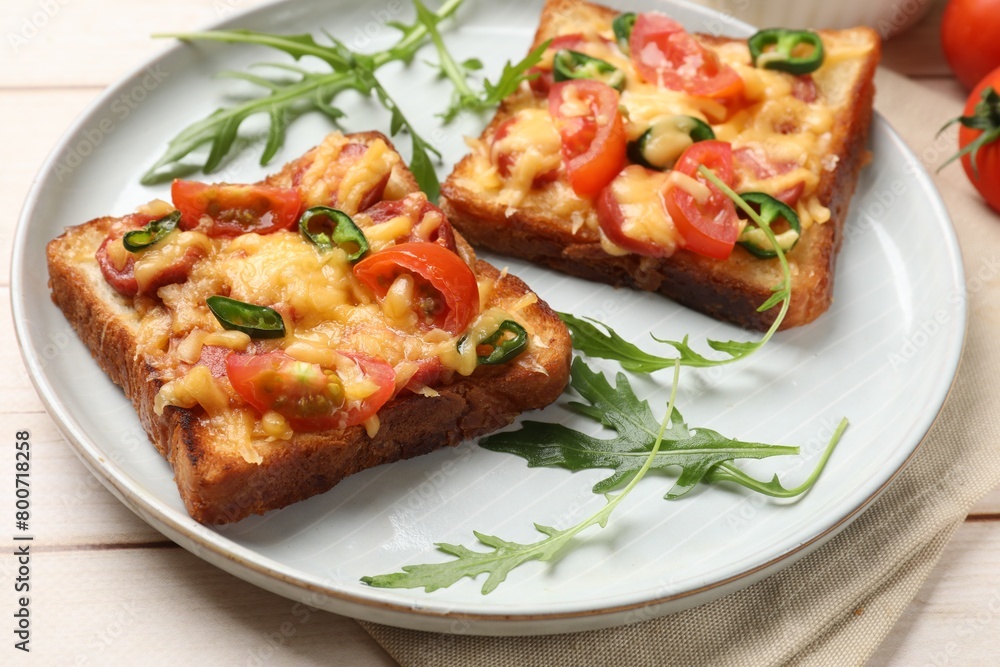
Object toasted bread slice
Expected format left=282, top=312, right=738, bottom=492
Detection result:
left=47, top=132, right=572, bottom=524
left=441, top=0, right=881, bottom=330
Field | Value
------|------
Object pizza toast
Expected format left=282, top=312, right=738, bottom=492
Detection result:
left=47, top=131, right=572, bottom=524
left=440, top=0, right=881, bottom=330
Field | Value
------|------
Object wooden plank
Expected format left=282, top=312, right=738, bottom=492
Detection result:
left=0, top=0, right=272, bottom=88
left=880, top=0, right=951, bottom=78
left=871, top=522, right=1000, bottom=664
left=0, top=0, right=951, bottom=88
left=0, top=89, right=100, bottom=285
left=22, top=547, right=397, bottom=664
left=969, top=485, right=1000, bottom=517
left=2, top=285, right=167, bottom=545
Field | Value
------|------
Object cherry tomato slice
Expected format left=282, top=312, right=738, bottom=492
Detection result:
left=171, top=180, right=301, bottom=237
left=225, top=350, right=394, bottom=431
left=548, top=79, right=627, bottom=198
left=629, top=13, right=743, bottom=99
left=663, top=140, right=740, bottom=260
left=353, top=242, right=480, bottom=335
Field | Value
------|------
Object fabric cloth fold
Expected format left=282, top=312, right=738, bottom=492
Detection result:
left=359, top=68, right=1000, bottom=666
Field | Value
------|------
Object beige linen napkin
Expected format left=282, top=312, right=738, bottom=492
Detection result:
left=359, top=69, right=1000, bottom=665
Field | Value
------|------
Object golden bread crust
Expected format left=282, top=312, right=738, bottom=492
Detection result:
left=47, top=132, right=572, bottom=524
left=440, top=0, right=881, bottom=330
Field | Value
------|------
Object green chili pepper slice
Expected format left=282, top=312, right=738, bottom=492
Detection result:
left=298, top=206, right=369, bottom=262
left=552, top=50, right=626, bottom=91
left=206, top=295, right=286, bottom=339
left=122, top=210, right=181, bottom=252
left=748, top=28, right=824, bottom=75
left=458, top=320, right=529, bottom=365
left=737, top=192, right=802, bottom=258
left=627, top=116, right=716, bottom=170
left=612, top=12, right=636, bottom=53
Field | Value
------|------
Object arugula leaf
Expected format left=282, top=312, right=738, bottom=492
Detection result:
left=143, top=0, right=466, bottom=185
left=361, top=359, right=684, bottom=594
left=557, top=313, right=676, bottom=372
left=141, top=70, right=363, bottom=184
left=152, top=29, right=355, bottom=70
left=559, top=173, right=794, bottom=368
left=482, top=357, right=811, bottom=499
left=413, top=0, right=549, bottom=122
left=706, top=417, right=847, bottom=498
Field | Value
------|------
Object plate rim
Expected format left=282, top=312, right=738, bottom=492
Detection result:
left=10, top=0, right=968, bottom=634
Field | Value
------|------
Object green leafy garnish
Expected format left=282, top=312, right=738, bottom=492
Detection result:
left=482, top=358, right=843, bottom=500
left=413, top=0, right=550, bottom=123
left=560, top=169, right=793, bottom=369
left=361, top=359, right=684, bottom=594
left=142, top=0, right=466, bottom=190
left=362, top=359, right=847, bottom=593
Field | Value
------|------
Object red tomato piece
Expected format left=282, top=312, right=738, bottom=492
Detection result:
left=941, top=0, right=1000, bottom=90
left=954, top=68, right=1000, bottom=213
left=732, top=146, right=805, bottom=207
left=663, top=140, right=740, bottom=260
left=361, top=194, right=458, bottom=253
left=353, top=242, right=480, bottom=335
left=547, top=80, right=627, bottom=197
left=171, top=180, right=301, bottom=237
left=491, top=117, right=560, bottom=188
left=629, top=13, right=743, bottom=99
left=225, top=350, right=395, bottom=431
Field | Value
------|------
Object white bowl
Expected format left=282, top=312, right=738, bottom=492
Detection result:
left=692, top=0, right=935, bottom=38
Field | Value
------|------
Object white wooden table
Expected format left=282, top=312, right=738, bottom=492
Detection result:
left=2, top=0, right=996, bottom=663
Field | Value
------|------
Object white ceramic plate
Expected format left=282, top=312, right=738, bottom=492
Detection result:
left=12, top=0, right=965, bottom=635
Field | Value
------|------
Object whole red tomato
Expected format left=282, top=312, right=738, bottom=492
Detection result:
left=941, top=0, right=1000, bottom=89
left=942, top=66, right=1000, bottom=213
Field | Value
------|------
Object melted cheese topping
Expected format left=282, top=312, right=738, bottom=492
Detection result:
left=113, top=144, right=531, bottom=458
left=604, top=166, right=677, bottom=254
left=299, top=134, right=400, bottom=213
left=476, top=22, right=859, bottom=254
left=489, top=108, right=563, bottom=209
